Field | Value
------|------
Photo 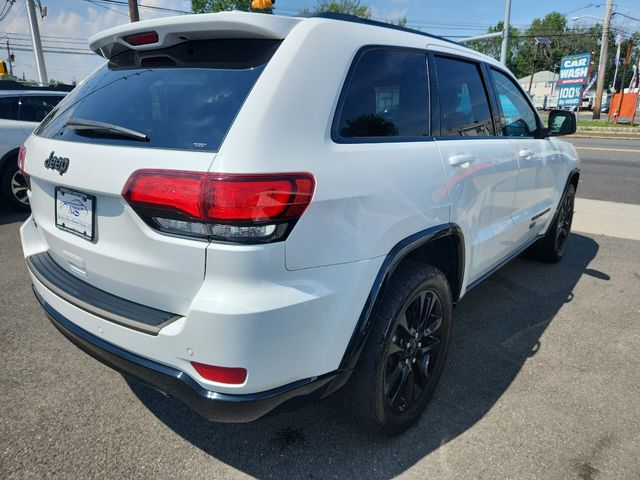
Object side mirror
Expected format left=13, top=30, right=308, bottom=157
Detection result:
left=547, top=110, right=576, bottom=136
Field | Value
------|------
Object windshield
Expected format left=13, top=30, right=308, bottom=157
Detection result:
left=35, top=38, right=281, bottom=152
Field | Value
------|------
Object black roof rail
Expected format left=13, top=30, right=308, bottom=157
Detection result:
left=0, top=79, right=75, bottom=92
left=306, top=12, right=460, bottom=47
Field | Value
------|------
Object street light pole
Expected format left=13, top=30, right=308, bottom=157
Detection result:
left=25, top=0, right=47, bottom=85
left=528, top=44, right=539, bottom=95
left=592, top=0, right=614, bottom=119
left=500, top=0, right=512, bottom=65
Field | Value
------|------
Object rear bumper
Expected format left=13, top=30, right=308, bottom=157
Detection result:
left=34, top=288, right=340, bottom=422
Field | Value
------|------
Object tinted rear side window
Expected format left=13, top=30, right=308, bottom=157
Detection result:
left=335, top=48, right=429, bottom=140
left=0, top=96, right=19, bottom=120
left=434, top=56, right=494, bottom=137
left=36, top=39, right=281, bottom=152
left=19, top=95, right=63, bottom=122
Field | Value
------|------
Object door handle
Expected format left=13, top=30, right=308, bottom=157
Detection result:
left=448, top=153, right=475, bottom=167
left=518, top=149, right=534, bottom=160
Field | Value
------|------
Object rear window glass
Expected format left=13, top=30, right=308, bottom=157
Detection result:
left=35, top=39, right=281, bottom=152
left=335, top=48, right=429, bottom=140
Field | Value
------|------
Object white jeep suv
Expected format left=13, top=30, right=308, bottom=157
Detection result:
left=20, top=12, right=579, bottom=435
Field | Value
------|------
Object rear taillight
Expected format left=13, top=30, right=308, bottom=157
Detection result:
left=122, top=170, right=315, bottom=243
left=191, top=362, right=247, bottom=385
left=18, top=145, right=27, bottom=175
left=123, top=31, right=159, bottom=46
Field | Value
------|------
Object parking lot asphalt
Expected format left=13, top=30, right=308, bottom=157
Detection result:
left=2, top=136, right=640, bottom=479
left=2, top=206, right=639, bottom=479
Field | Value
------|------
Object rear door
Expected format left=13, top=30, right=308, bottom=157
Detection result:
left=0, top=95, right=19, bottom=120
left=431, top=53, right=520, bottom=283
left=23, top=38, right=280, bottom=315
left=487, top=67, right=558, bottom=243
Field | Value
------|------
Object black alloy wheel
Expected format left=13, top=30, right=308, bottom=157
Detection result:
left=554, top=185, right=575, bottom=257
left=384, top=289, right=444, bottom=414
left=527, top=183, right=576, bottom=263
left=343, top=262, right=452, bottom=435
left=2, top=159, right=30, bottom=211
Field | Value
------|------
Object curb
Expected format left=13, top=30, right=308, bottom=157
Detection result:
left=570, top=134, right=640, bottom=140
left=576, top=126, right=639, bottom=133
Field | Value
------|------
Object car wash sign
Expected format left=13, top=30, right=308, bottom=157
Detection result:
left=557, top=53, right=591, bottom=107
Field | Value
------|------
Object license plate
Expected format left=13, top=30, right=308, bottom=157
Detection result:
left=55, top=187, right=96, bottom=241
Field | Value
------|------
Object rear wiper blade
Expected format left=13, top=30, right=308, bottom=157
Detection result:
left=66, top=118, right=150, bottom=142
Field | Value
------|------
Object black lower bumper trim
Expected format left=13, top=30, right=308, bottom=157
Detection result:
left=33, top=287, right=339, bottom=423
left=26, top=252, right=180, bottom=335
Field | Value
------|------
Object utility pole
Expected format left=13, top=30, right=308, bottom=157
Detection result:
left=6, top=41, right=13, bottom=77
left=500, top=0, right=511, bottom=65
left=128, top=0, right=140, bottom=22
left=592, top=0, right=614, bottom=119
left=25, top=0, right=47, bottom=85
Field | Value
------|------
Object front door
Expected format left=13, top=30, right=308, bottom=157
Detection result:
left=487, top=68, right=557, bottom=242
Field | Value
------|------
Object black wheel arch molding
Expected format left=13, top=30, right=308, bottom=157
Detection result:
left=337, top=223, right=465, bottom=378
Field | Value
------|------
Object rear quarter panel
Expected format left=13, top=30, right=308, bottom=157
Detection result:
left=213, top=19, right=449, bottom=270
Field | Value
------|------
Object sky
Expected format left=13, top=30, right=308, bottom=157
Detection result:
left=2, top=0, right=639, bottom=84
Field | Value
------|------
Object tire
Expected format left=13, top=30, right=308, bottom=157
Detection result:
left=528, top=183, right=575, bottom=263
left=344, top=262, right=452, bottom=436
left=1, top=158, right=30, bottom=211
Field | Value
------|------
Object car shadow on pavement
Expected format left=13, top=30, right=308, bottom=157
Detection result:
left=128, top=233, right=601, bottom=480
left=0, top=206, right=28, bottom=226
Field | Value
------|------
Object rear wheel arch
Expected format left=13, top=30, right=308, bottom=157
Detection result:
left=0, top=147, right=20, bottom=173
left=0, top=147, right=29, bottom=209
left=337, top=223, right=464, bottom=375
left=569, top=170, right=580, bottom=191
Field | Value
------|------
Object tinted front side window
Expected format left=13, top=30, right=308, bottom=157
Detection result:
left=36, top=39, right=280, bottom=152
left=491, top=69, right=539, bottom=137
left=0, top=97, right=19, bottom=120
left=434, top=56, right=494, bottom=137
left=336, top=49, right=429, bottom=139
left=19, top=96, right=63, bottom=122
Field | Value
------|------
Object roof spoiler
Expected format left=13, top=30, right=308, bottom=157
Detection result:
left=89, top=11, right=301, bottom=59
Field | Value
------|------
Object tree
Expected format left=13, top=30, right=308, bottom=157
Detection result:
left=388, top=17, right=407, bottom=27
left=467, top=12, right=612, bottom=80
left=467, top=21, right=520, bottom=70
left=300, top=0, right=371, bottom=19
left=192, top=0, right=272, bottom=14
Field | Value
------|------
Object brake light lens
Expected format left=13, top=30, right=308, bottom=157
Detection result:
left=122, top=170, right=315, bottom=243
left=122, top=170, right=203, bottom=219
left=206, top=175, right=314, bottom=222
left=191, top=362, right=247, bottom=385
left=123, top=31, right=159, bottom=46
left=18, top=145, right=27, bottom=175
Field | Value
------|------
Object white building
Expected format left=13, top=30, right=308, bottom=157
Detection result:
left=517, top=70, right=559, bottom=98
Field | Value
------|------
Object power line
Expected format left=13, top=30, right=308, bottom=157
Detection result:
left=8, top=45, right=95, bottom=55
left=1, top=31, right=88, bottom=42
left=0, top=0, right=15, bottom=22
left=80, top=0, right=190, bottom=14
left=85, top=0, right=128, bottom=16
left=9, top=41, right=90, bottom=52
